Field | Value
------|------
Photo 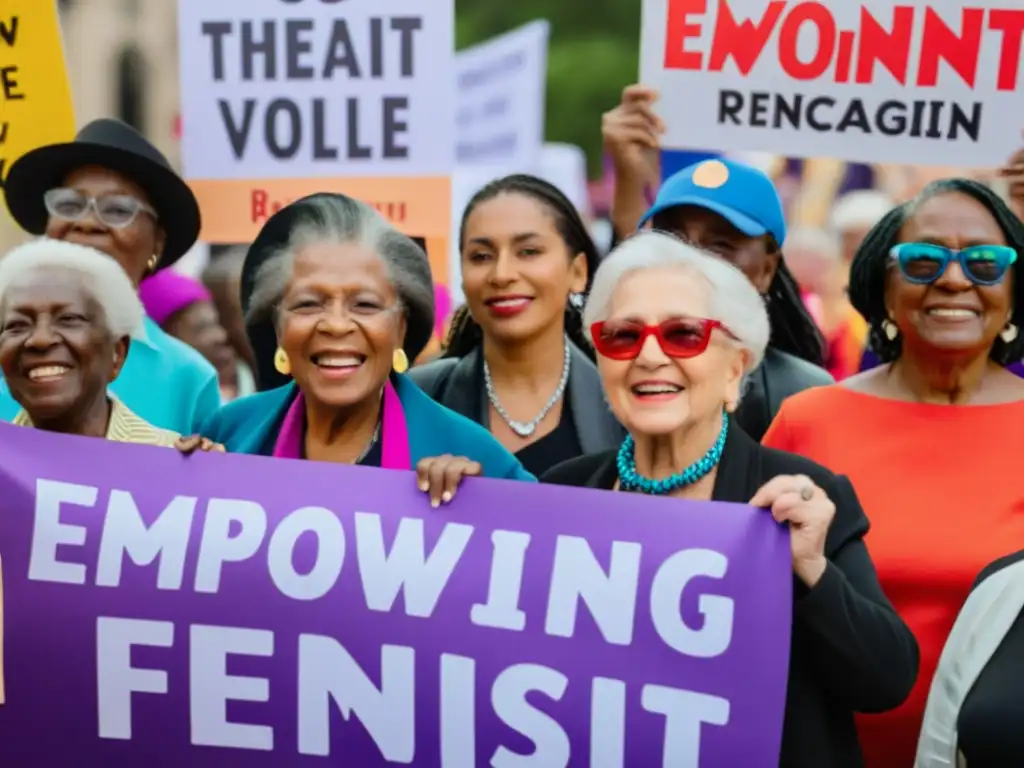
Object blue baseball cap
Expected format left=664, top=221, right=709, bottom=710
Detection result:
left=639, top=158, right=787, bottom=246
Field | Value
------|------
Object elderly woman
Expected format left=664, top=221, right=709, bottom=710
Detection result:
left=763, top=178, right=1024, bottom=766
left=190, top=193, right=533, bottom=503
left=0, top=238, right=197, bottom=446
left=0, top=118, right=220, bottom=433
left=543, top=231, right=918, bottom=767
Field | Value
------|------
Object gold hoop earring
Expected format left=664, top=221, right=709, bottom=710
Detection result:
left=392, top=348, right=409, bottom=374
left=882, top=319, right=899, bottom=341
left=1001, top=323, right=1019, bottom=343
left=274, top=347, right=291, bottom=376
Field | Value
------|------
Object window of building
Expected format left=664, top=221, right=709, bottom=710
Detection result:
left=116, top=47, right=146, bottom=133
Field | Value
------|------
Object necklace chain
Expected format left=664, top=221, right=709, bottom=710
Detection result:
left=484, top=338, right=571, bottom=438
left=355, top=422, right=381, bottom=463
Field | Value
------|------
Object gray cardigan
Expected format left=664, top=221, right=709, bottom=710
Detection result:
left=408, top=344, right=624, bottom=456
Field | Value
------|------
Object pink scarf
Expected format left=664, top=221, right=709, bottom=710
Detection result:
left=271, top=380, right=411, bottom=469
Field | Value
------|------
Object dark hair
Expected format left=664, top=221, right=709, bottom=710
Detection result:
left=443, top=174, right=601, bottom=359
left=651, top=210, right=826, bottom=366
left=848, top=178, right=1024, bottom=366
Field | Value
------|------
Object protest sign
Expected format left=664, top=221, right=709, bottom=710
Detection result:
left=0, top=0, right=75, bottom=194
left=177, top=0, right=455, bottom=289
left=0, top=424, right=791, bottom=766
left=455, top=20, right=549, bottom=169
left=641, top=0, right=1024, bottom=166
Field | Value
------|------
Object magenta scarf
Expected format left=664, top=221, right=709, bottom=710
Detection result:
left=271, top=380, right=411, bottom=469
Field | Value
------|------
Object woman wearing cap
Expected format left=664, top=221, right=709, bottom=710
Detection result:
left=0, top=238, right=218, bottom=449
left=0, top=118, right=220, bottom=433
left=139, top=270, right=252, bottom=401
left=763, top=179, right=1024, bottom=766
left=543, top=231, right=917, bottom=767
left=603, top=91, right=832, bottom=439
left=187, top=194, right=533, bottom=503
left=411, top=175, right=622, bottom=476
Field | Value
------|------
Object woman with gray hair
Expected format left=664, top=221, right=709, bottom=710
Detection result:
left=188, top=193, right=533, bottom=504
left=0, top=238, right=217, bottom=450
left=542, top=231, right=917, bottom=767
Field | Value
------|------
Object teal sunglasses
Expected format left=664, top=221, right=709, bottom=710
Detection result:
left=890, top=243, right=1018, bottom=287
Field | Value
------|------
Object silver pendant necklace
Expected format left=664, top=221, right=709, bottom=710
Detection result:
left=484, top=338, right=571, bottom=438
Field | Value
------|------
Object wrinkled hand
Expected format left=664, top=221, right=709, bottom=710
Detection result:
left=175, top=435, right=226, bottom=455
left=416, top=454, right=482, bottom=508
left=997, top=129, right=1024, bottom=218
left=602, top=84, right=664, bottom=187
left=750, top=474, right=835, bottom=588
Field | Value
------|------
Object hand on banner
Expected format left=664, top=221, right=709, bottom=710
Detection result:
left=749, top=474, right=835, bottom=588
left=175, top=435, right=227, bottom=455
left=998, top=129, right=1024, bottom=219
left=416, top=454, right=483, bottom=508
left=602, top=84, right=664, bottom=189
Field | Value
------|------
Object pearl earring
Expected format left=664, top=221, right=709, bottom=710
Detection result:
left=1001, top=323, right=1019, bottom=343
left=882, top=319, right=899, bottom=341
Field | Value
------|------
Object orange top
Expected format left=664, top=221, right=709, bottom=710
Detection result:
left=763, top=387, right=1024, bottom=767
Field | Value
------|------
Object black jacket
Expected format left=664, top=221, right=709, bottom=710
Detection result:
left=738, top=347, right=834, bottom=441
left=541, top=425, right=919, bottom=768
left=408, top=344, right=624, bottom=455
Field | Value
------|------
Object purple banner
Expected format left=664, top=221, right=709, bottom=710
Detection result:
left=0, top=424, right=792, bottom=766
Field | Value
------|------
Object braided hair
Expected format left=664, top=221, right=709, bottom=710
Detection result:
left=443, top=174, right=601, bottom=360
left=848, top=178, right=1024, bottom=366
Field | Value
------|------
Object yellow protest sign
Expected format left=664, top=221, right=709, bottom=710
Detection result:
left=0, top=0, right=75, bottom=195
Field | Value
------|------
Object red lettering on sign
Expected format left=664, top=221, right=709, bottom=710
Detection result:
left=777, top=2, right=835, bottom=81
left=664, top=0, right=707, bottom=70
left=251, top=189, right=267, bottom=223
left=709, top=0, right=785, bottom=75
left=917, top=8, right=984, bottom=88
left=662, top=1, right=1024, bottom=92
left=855, top=7, right=914, bottom=85
left=990, top=10, right=1024, bottom=91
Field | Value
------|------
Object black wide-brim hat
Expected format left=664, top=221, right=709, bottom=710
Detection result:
left=3, top=118, right=201, bottom=269
left=241, top=193, right=434, bottom=391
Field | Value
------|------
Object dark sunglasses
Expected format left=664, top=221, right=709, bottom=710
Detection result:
left=590, top=317, right=736, bottom=360
left=890, top=242, right=1017, bottom=286
left=43, top=188, right=157, bottom=229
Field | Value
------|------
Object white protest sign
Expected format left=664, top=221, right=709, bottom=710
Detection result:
left=177, top=0, right=456, bottom=266
left=640, top=0, right=1024, bottom=167
left=455, top=20, right=549, bottom=168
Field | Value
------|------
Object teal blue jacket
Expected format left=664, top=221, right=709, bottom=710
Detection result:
left=198, top=374, right=536, bottom=482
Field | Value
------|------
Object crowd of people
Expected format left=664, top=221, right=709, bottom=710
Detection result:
left=1, top=77, right=1023, bottom=766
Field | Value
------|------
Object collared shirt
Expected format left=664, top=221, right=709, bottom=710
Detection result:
left=0, top=316, right=220, bottom=434
left=12, top=397, right=181, bottom=447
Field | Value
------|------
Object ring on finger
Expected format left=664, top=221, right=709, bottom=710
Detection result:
left=799, top=485, right=814, bottom=502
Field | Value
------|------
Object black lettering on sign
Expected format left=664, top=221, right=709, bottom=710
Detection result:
left=715, top=90, right=983, bottom=143
left=382, top=96, right=408, bottom=159
left=1, top=65, right=24, bottom=101
left=200, top=17, right=424, bottom=82
left=346, top=98, right=370, bottom=158
left=0, top=16, right=17, bottom=47
left=265, top=98, right=302, bottom=159
left=201, top=21, right=232, bottom=81
left=219, top=99, right=256, bottom=159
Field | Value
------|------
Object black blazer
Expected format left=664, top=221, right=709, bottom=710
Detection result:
left=542, top=426, right=919, bottom=768
left=408, top=344, right=624, bottom=455
left=738, top=347, right=834, bottom=441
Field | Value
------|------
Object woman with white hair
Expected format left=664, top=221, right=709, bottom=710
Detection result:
left=542, top=231, right=918, bottom=767
left=0, top=238, right=218, bottom=449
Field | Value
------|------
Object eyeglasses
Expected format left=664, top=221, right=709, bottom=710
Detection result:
left=43, top=188, right=157, bottom=229
left=890, top=242, right=1018, bottom=286
left=590, top=317, right=736, bottom=360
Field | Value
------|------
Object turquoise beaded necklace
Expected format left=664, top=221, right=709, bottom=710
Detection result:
left=617, top=412, right=729, bottom=495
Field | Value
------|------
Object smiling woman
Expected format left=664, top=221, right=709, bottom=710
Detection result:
left=762, top=178, right=1024, bottom=766
left=191, top=193, right=534, bottom=506
left=0, top=238, right=181, bottom=446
